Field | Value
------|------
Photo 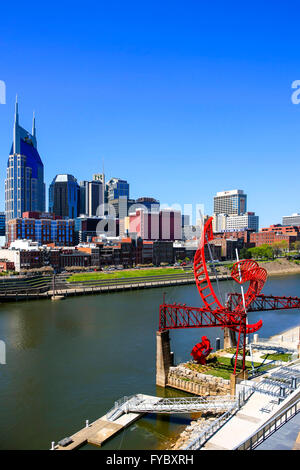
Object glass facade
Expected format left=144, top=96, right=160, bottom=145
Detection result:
left=49, top=174, right=80, bottom=219
left=107, top=178, right=129, bottom=201
left=5, top=101, right=45, bottom=230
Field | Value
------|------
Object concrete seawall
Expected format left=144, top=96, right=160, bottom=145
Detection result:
left=0, top=274, right=230, bottom=303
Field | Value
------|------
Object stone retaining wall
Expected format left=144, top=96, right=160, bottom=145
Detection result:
left=167, top=364, right=230, bottom=395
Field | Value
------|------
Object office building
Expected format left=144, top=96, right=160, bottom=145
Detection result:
left=107, top=178, right=129, bottom=201
left=109, top=196, right=136, bottom=219
left=135, top=197, right=160, bottom=213
left=0, top=213, right=5, bottom=237
left=129, top=208, right=181, bottom=241
left=282, top=213, right=300, bottom=226
left=79, top=178, right=104, bottom=217
left=75, top=216, right=119, bottom=243
left=214, top=212, right=259, bottom=232
left=49, top=174, right=80, bottom=219
left=214, top=190, right=247, bottom=216
left=7, top=214, right=74, bottom=246
left=5, top=98, right=45, bottom=227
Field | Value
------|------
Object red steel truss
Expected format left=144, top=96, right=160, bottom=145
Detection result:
left=227, top=293, right=300, bottom=312
left=159, top=295, right=300, bottom=331
left=159, top=216, right=300, bottom=375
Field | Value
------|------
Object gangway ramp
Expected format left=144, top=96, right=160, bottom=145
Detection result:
left=124, top=394, right=236, bottom=414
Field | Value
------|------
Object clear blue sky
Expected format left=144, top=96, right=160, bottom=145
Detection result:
left=0, top=1, right=299, bottom=227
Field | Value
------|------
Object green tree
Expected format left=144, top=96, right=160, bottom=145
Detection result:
left=292, top=241, right=300, bottom=252
left=239, top=247, right=252, bottom=259
left=272, top=240, right=288, bottom=257
left=249, top=244, right=274, bottom=260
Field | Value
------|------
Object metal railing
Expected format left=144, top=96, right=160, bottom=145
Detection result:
left=106, top=395, right=135, bottom=421
left=248, top=360, right=283, bottom=379
left=183, top=387, right=255, bottom=450
left=234, top=398, right=300, bottom=450
left=127, top=395, right=236, bottom=414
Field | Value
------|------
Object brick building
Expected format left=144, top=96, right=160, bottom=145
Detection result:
left=7, top=212, right=74, bottom=246
left=250, top=225, right=300, bottom=249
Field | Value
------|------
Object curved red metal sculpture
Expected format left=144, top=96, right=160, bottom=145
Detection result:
left=159, top=216, right=300, bottom=375
left=193, top=216, right=266, bottom=372
left=191, top=336, right=213, bottom=365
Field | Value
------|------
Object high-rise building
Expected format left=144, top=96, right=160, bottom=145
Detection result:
left=49, top=174, right=80, bottom=219
left=107, top=178, right=129, bottom=201
left=129, top=208, right=181, bottom=241
left=79, top=177, right=104, bottom=217
left=0, top=213, right=5, bottom=237
left=135, top=197, right=160, bottom=213
left=5, top=98, right=45, bottom=228
left=109, top=196, right=136, bottom=219
left=282, top=213, right=300, bottom=226
left=213, top=190, right=247, bottom=216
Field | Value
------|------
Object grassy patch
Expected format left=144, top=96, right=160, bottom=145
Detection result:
left=67, top=267, right=192, bottom=282
left=261, top=353, right=292, bottom=362
left=185, top=355, right=260, bottom=380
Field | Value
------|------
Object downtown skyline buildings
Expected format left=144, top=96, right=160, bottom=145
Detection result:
left=2, top=98, right=297, bottom=244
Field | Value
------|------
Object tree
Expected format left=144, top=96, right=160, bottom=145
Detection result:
left=292, top=241, right=300, bottom=252
left=272, top=240, right=288, bottom=257
left=239, top=247, right=252, bottom=259
left=249, top=244, right=274, bottom=260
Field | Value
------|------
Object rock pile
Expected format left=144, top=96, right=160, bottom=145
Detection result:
left=169, top=412, right=223, bottom=450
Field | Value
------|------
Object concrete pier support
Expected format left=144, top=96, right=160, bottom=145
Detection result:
left=224, top=328, right=237, bottom=349
left=230, top=370, right=248, bottom=396
left=156, top=330, right=173, bottom=387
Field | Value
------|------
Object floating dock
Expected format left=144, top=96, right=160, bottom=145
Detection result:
left=54, top=394, right=160, bottom=450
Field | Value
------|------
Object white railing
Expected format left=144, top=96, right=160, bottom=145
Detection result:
left=234, top=398, right=300, bottom=450
left=183, top=387, right=254, bottom=450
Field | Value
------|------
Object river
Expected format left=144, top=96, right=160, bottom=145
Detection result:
left=0, top=274, right=299, bottom=450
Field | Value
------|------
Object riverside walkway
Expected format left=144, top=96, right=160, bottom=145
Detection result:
left=0, top=272, right=231, bottom=302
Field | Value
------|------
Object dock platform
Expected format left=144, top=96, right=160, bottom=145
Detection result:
left=55, top=394, right=160, bottom=450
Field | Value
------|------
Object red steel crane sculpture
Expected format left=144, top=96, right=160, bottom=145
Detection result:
left=159, top=216, right=300, bottom=374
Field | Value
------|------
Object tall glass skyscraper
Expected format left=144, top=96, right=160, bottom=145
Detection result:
left=49, top=174, right=80, bottom=219
left=5, top=98, right=46, bottom=226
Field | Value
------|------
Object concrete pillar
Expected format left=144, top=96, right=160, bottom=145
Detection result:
left=224, top=328, right=237, bottom=349
left=230, top=370, right=248, bottom=397
left=156, top=330, right=173, bottom=387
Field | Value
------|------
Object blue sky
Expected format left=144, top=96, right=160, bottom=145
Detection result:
left=0, top=1, right=299, bottom=226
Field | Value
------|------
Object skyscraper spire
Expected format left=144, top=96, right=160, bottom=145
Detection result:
left=32, top=111, right=36, bottom=137
left=13, top=95, right=19, bottom=154
left=15, top=94, right=19, bottom=124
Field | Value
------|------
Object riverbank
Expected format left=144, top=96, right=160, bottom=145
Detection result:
left=258, top=259, right=300, bottom=276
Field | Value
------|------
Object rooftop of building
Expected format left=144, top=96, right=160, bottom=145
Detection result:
left=215, top=189, right=245, bottom=197
left=51, top=174, right=78, bottom=183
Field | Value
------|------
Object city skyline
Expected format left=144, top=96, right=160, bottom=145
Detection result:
left=1, top=2, right=300, bottom=227
left=1, top=97, right=298, bottom=229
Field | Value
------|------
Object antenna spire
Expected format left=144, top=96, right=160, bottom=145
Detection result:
left=32, top=111, right=36, bottom=137
left=15, top=94, right=19, bottom=124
